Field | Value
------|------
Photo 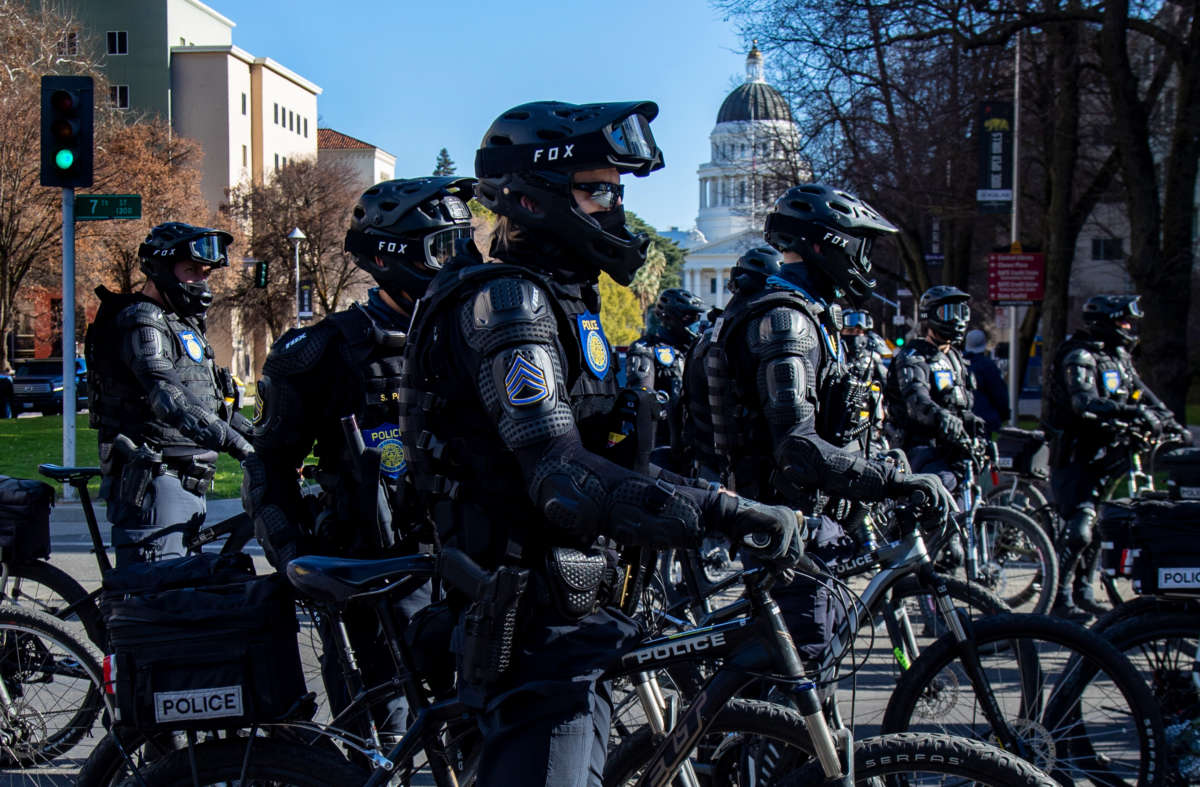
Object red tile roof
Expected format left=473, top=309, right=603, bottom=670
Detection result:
left=317, top=128, right=374, bottom=150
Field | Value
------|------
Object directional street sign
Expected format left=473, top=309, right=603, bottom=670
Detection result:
left=76, top=193, right=141, bottom=220
left=988, top=252, right=1045, bottom=304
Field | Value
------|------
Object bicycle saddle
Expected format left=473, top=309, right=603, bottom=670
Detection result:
left=38, top=464, right=103, bottom=483
left=286, top=553, right=435, bottom=605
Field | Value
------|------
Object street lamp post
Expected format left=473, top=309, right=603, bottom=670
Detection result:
left=287, top=227, right=306, bottom=328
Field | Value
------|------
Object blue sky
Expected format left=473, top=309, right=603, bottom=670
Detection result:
left=205, top=0, right=750, bottom=232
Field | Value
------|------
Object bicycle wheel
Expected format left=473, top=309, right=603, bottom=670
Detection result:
left=882, top=612, right=1164, bottom=787
left=782, top=732, right=1059, bottom=786
left=1, top=559, right=106, bottom=649
left=972, top=505, right=1058, bottom=615
left=77, top=730, right=182, bottom=787
left=1101, top=607, right=1200, bottom=785
left=114, top=738, right=368, bottom=786
left=0, top=604, right=105, bottom=768
left=605, top=697, right=1057, bottom=786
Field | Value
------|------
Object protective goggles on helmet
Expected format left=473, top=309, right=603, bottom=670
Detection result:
left=605, top=113, right=657, bottom=161
left=424, top=227, right=473, bottom=269
left=188, top=235, right=228, bottom=265
left=843, top=311, right=874, bottom=330
left=1125, top=296, right=1143, bottom=319
left=933, top=302, right=970, bottom=322
left=572, top=181, right=624, bottom=210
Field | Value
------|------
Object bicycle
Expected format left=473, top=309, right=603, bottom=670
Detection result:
left=108, top=547, right=1059, bottom=787
left=0, top=602, right=107, bottom=770
left=0, top=463, right=254, bottom=651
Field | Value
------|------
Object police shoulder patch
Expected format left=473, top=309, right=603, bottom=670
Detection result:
left=654, top=344, right=676, bottom=366
left=1102, top=369, right=1121, bottom=393
left=934, top=369, right=954, bottom=390
left=504, top=352, right=551, bottom=406
left=178, top=330, right=204, bottom=363
left=577, top=311, right=611, bottom=378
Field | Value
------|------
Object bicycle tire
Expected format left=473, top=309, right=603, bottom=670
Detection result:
left=114, top=738, right=368, bottom=786
left=0, top=604, right=105, bottom=767
left=1, top=559, right=106, bottom=649
left=77, top=730, right=181, bottom=787
left=881, top=612, right=1164, bottom=787
left=972, top=505, right=1058, bottom=614
left=1100, top=607, right=1200, bottom=785
left=605, top=697, right=1058, bottom=787
left=782, top=732, right=1059, bottom=787
left=1091, top=594, right=1196, bottom=636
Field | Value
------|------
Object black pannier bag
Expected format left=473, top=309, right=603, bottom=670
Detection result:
left=0, top=475, right=54, bottom=563
left=994, top=428, right=1050, bottom=479
left=1160, top=448, right=1200, bottom=501
left=103, top=571, right=307, bottom=731
left=1125, top=500, right=1200, bottom=596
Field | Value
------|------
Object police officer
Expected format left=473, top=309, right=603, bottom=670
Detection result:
left=625, top=287, right=705, bottom=449
left=85, top=223, right=252, bottom=567
left=242, top=177, right=475, bottom=719
left=842, top=309, right=889, bottom=453
left=1046, top=294, right=1184, bottom=619
left=398, top=100, right=806, bottom=786
left=694, top=184, right=954, bottom=653
left=885, top=286, right=981, bottom=489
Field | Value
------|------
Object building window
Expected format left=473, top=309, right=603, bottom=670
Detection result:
left=273, top=103, right=278, bottom=124
left=242, top=145, right=247, bottom=167
left=109, top=85, right=129, bottom=109
left=57, top=32, right=78, bottom=56
left=1092, top=237, right=1124, bottom=260
left=274, top=153, right=279, bottom=171
left=303, top=118, right=308, bottom=137
left=106, top=31, right=128, bottom=55
left=241, top=93, right=247, bottom=115
left=710, top=278, right=717, bottom=294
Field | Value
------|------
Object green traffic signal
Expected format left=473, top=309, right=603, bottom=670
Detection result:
left=895, top=336, right=906, bottom=346
left=253, top=260, right=269, bottom=288
left=55, top=149, right=74, bottom=169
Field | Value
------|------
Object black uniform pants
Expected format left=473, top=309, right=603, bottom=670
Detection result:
left=106, top=472, right=206, bottom=568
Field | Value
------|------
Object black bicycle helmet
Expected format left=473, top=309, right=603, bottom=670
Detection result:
left=652, top=288, right=706, bottom=345
left=344, top=176, right=476, bottom=304
left=138, top=222, right=232, bottom=317
left=1082, top=294, right=1142, bottom=347
left=919, top=285, right=971, bottom=343
left=728, top=246, right=782, bottom=295
left=474, top=100, right=665, bottom=285
left=764, top=184, right=897, bottom=303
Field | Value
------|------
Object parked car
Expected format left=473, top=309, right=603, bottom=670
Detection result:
left=12, top=358, right=88, bottom=416
left=0, top=369, right=12, bottom=418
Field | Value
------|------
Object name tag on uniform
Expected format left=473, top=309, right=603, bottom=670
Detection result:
left=1102, top=369, right=1121, bottom=392
left=362, top=422, right=406, bottom=478
left=934, top=369, right=954, bottom=390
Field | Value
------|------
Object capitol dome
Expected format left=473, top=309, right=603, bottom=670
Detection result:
left=717, top=80, right=792, bottom=124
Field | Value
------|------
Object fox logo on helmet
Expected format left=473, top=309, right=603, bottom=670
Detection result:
left=532, top=145, right=575, bottom=164
left=377, top=241, right=407, bottom=255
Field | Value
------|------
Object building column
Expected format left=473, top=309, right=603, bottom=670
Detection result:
left=714, top=268, right=725, bottom=308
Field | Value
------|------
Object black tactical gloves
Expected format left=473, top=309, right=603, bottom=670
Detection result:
left=715, top=495, right=807, bottom=569
left=889, top=470, right=956, bottom=516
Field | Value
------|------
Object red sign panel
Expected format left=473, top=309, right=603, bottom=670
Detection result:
left=988, top=253, right=1045, bottom=304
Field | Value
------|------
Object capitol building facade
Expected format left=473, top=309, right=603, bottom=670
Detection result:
left=662, top=46, right=806, bottom=310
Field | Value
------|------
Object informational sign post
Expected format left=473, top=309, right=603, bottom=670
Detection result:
left=987, top=252, right=1045, bottom=305
left=76, top=194, right=141, bottom=220
left=977, top=101, right=1014, bottom=215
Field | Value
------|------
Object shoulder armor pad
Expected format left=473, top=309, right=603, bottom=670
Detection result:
left=262, top=320, right=340, bottom=377
left=325, top=307, right=374, bottom=345
left=1062, top=346, right=1097, bottom=368
left=116, top=300, right=168, bottom=330
left=465, top=277, right=557, bottom=354
left=747, top=306, right=818, bottom=357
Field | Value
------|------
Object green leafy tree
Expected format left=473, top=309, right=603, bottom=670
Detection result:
left=433, top=148, right=456, bottom=176
left=598, top=272, right=643, bottom=347
left=626, top=210, right=685, bottom=289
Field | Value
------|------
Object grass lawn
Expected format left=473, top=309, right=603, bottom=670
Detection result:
left=0, top=411, right=248, bottom=499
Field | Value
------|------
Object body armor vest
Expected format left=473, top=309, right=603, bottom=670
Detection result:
left=399, top=260, right=619, bottom=565
left=86, top=286, right=223, bottom=451
left=1046, top=333, right=1137, bottom=465
left=317, top=306, right=411, bottom=551
left=703, top=288, right=866, bottom=502
left=887, top=339, right=974, bottom=443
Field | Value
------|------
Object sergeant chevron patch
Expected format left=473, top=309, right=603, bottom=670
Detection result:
left=504, top=354, right=550, bottom=406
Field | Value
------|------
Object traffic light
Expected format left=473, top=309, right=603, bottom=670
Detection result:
left=40, top=75, right=94, bottom=188
left=253, top=260, right=269, bottom=288
left=895, top=336, right=906, bottom=347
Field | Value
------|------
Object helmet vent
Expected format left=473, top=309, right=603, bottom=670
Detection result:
left=788, top=200, right=814, bottom=213
left=488, top=134, right=513, bottom=146
left=536, top=129, right=566, bottom=141
left=830, top=201, right=851, bottom=215
left=352, top=207, right=365, bottom=219
left=380, top=201, right=398, bottom=212
left=502, top=110, right=530, bottom=120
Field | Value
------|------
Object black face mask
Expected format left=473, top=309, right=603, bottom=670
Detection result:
left=595, top=205, right=628, bottom=236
